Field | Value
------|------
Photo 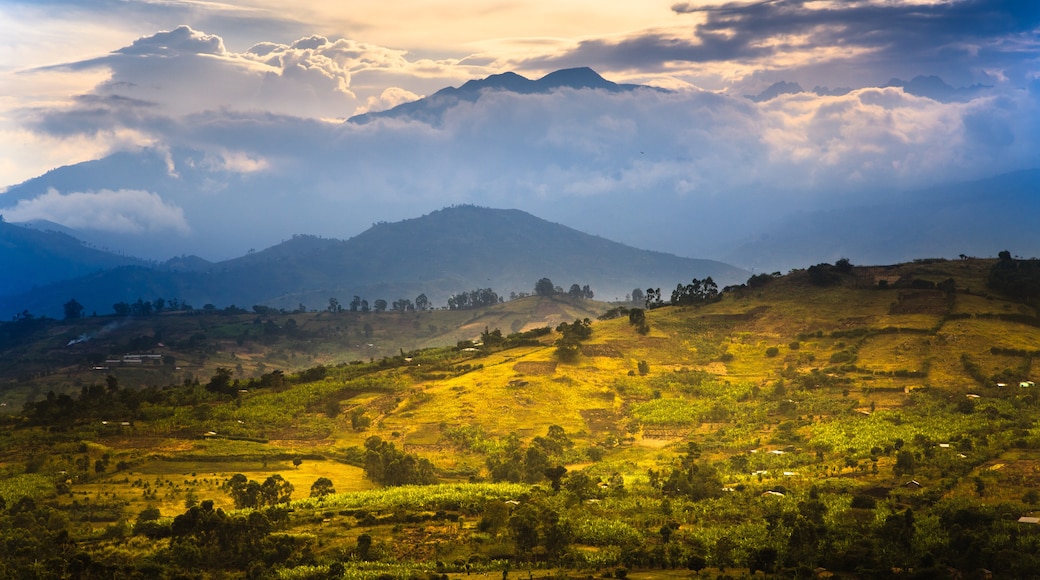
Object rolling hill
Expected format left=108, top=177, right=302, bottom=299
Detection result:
left=2, top=256, right=1040, bottom=577
left=0, top=219, right=147, bottom=298
left=0, top=206, right=747, bottom=318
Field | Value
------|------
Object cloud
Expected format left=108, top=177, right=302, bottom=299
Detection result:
left=357, top=87, right=424, bottom=114
left=14, top=57, right=1040, bottom=261
left=4, top=14, right=1039, bottom=262
left=528, top=0, right=1040, bottom=90
left=116, top=25, right=227, bottom=56
left=2, top=188, right=190, bottom=234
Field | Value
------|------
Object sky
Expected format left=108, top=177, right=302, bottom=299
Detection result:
left=0, top=0, right=1038, bottom=263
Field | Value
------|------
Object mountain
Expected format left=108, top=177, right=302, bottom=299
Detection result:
left=747, top=75, right=990, bottom=103
left=882, top=75, right=991, bottom=102
left=0, top=219, right=147, bottom=298
left=725, top=168, right=1040, bottom=272
left=746, top=81, right=805, bottom=102
left=350, top=67, right=657, bottom=125
left=0, top=206, right=748, bottom=318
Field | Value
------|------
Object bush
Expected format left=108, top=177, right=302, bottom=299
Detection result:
left=850, top=494, right=877, bottom=509
left=765, top=347, right=780, bottom=358
left=829, top=351, right=854, bottom=364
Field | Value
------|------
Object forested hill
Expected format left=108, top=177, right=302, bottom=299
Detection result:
left=0, top=206, right=746, bottom=318
left=0, top=219, right=147, bottom=297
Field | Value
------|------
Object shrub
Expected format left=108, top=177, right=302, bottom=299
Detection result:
left=829, top=351, right=854, bottom=364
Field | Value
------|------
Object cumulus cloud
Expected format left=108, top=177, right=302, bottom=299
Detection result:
left=116, top=25, right=227, bottom=56
left=2, top=188, right=190, bottom=234
left=357, top=87, right=424, bottom=114
left=43, top=26, right=362, bottom=121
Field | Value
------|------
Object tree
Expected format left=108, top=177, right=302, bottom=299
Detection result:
left=448, top=288, right=500, bottom=310
left=392, top=298, right=413, bottom=312
left=415, top=293, right=429, bottom=311
left=225, top=474, right=262, bottom=509
left=63, top=298, right=84, bottom=320
left=544, top=465, right=567, bottom=492
left=351, top=408, right=372, bottom=431
left=130, top=298, right=153, bottom=316
left=894, top=450, right=916, bottom=476
left=259, top=474, right=294, bottom=505
left=205, top=368, right=235, bottom=395
left=310, top=477, right=335, bottom=498
left=113, top=301, right=131, bottom=316
left=645, top=288, right=664, bottom=309
left=670, top=277, right=720, bottom=306
left=350, top=296, right=362, bottom=312
left=328, top=297, right=342, bottom=312
left=568, top=284, right=583, bottom=297
left=628, top=308, right=648, bottom=334
left=373, top=299, right=387, bottom=312
left=554, top=318, right=592, bottom=362
left=535, top=278, right=556, bottom=296
left=363, top=436, right=437, bottom=486
left=631, top=288, right=644, bottom=305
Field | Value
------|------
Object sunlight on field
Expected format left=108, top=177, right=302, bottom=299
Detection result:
left=7, top=264, right=1040, bottom=576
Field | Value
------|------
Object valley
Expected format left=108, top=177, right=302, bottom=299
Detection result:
left=1, top=257, right=1039, bottom=578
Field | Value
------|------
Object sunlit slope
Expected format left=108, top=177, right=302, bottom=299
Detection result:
left=347, top=258, right=1037, bottom=461
left=0, top=294, right=612, bottom=406
left=6, top=257, right=1040, bottom=577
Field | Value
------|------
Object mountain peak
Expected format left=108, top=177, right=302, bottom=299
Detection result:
left=349, top=67, right=657, bottom=125
left=456, top=71, right=531, bottom=94
left=536, top=67, right=613, bottom=90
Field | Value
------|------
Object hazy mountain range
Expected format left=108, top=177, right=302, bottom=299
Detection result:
left=1, top=67, right=1037, bottom=291
left=746, top=75, right=993, bottom=103
left=0, top=205, right=747, bottom=318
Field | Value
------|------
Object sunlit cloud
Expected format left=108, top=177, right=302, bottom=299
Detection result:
left=2, top=188, right=191, bottom=234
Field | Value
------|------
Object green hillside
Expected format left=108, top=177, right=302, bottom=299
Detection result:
left=1, top=258, right=1040, bottom=578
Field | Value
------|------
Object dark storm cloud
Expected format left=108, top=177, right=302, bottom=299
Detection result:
left=532, top=0, right=1040, bottom=84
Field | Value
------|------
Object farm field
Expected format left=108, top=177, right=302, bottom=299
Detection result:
left=1, top=257, right=1040, bottom=578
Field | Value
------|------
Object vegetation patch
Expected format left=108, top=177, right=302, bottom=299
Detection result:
left=512, top=361, right=558, bottom=375
left=580, top=344, right=623, bottom=357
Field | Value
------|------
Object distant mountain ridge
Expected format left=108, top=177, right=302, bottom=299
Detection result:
left=747, top=75, right=991, bottom=102
left=350, top=67, right=659, bottom=125
left=0, top=206, right=748, bottom=318
left=0, top=220, right=147, bottom=298
left=725, top=168, right=1040, bottom=271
